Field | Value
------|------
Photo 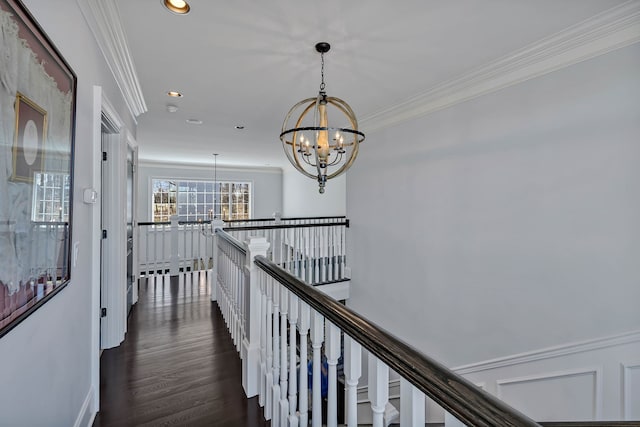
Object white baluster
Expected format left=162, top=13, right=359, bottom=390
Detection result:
left=344, top=335, right=361, bottom=427
left=368, top=354, right=389, bottom=427
left=259, top=271, right=267, bottom=407
left=146, top=225, right=151, bottom=280
left=170, top=215, right=179, bottom=276
left=288, top=293, right=299, bottom=427
left=182, top=223, right=187, bottom=279
left=271, top=282, right=281, bottom=427
left=264, top=279, right=273, bottom=419
left=236, top=252, right=242, bottom=349
left=279, top=286, right=289, bottom=424
left=310, top=311, right=324, bottom=427
left=325, top=321, right=341, bottom=427
left=300, top=227, right=305, bottom=280
left=163, top=223, right=171, bottom=284
left=298, top=301, right=310, bottom=427
left=400, top=378, right=425, bottom=427
left=322, top=225, right=328, bottom=282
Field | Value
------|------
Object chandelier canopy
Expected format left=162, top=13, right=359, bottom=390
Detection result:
left=280, top=42, right=365, bottom=194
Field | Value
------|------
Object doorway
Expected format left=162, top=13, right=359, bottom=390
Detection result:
left=126, top=145, right=134, bottom=315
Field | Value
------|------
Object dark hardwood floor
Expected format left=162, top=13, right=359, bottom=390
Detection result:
left=93, top=275, right=269, bottom=427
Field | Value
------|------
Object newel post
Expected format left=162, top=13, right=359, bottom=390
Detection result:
left=242, top=236, right=270, bottom=397
left=210, top=219, right=224, bottom=302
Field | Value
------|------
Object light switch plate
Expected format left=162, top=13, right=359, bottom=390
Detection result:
left=73, top=241, right=79, bottom=267
left=83, top=188, right=98, bottom=204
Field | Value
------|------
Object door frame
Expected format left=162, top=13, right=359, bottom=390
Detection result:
left=90, top=86, right=126, bottom=411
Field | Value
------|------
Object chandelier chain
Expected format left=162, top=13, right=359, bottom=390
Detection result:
left=320, top=52, right=325, bottom=91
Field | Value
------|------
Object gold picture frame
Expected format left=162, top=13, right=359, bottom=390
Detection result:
left=11, top=93, right=48, bottom=183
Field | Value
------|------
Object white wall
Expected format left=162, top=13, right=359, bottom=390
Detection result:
left=0, top=0, right=135, bottom=425
left=347, top=43, right=640, bottom=370
left=137, top=161, right=282, bottom=220
left=282, top=163, right=346, bottom=217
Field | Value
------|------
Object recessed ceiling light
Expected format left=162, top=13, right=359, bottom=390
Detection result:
left=166, top=104, right=178, bottom=113
left=163, top=0, right=190, bottom=15
left=167, top=91, right=183, bottom=97
left=186, top=119, right=203, bottom=125
left=235, top=125, right=245, bottom=130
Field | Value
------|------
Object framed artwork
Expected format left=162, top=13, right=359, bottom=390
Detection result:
left=0, top=0, right=77, bottom=338
left=12, top=93, right=47, bottom=183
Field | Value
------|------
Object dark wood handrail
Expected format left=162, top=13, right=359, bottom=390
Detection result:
left=279, top=215, right=347, bottom=221
left=254, top=255, right=540, bottom=427
left=139, top=216, right=347, bottom=227
left=138, top=220, right=210, bottom=226
left=540, top=423, right=640, bottom=426
left=215, top=229, right=247, bottom=255
left=223, top=220, right=349, bottom=232
left=222, top=218, right=276, bottom=223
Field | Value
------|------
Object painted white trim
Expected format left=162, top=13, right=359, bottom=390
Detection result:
left=316, top=280, right=350, bottom=301
left=125, top=128, right=138, bottom=149
left=126, top=131, right=139, bottom=305
left=357, top=378, right=401, bottom=405
left=138, top=159, right=282, bottom=174
left=77, top=0, right=147, bottom=119
left=621, top=361, right=640, bottom=420
left=360, top=1, right=640, bottom=132
left=453, top=330, right=640, bottom=375
left=496, top=367, right=603, bottom=419
left=73, top=386, right=96, bottom=427
left=101, top=92, right=124, bottom=132
left=356, top=378, right=484, bottom=405
left=90, top=86, right=102, bottom=414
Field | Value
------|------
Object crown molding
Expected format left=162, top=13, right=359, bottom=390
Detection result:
left=360, top=1, right=640, bottom=133
left=77, top=0, right=147, bottom=119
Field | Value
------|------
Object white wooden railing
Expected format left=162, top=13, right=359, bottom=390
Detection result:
left=137, top=217, right=214, bottom=286
left=137, top=215, right=349, bottom=287
left=213, top=226, right=541, bottom=427
left=225, top=216, right=349, bottom=285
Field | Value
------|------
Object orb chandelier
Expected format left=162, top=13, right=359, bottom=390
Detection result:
left=280, top=42, right=365, bottom=193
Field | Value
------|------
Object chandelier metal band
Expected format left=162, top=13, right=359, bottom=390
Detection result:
left=279, top=127, right=365, bottom=141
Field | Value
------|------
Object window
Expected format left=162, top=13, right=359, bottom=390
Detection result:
left=152, top=180, right=177, bottom=222
left=32, top=172, right=71, bottom=222
left=151, top=179, right=250, bottom=222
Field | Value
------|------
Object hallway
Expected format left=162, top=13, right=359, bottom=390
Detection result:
left=93, top=275, right=269, bottom=427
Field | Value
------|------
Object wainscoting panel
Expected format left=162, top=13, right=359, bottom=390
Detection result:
left=622, top=361, right=640, bottom=420
left=496, top=368, right=602, bottom=421
left=354, top=330, right=640, bottom=423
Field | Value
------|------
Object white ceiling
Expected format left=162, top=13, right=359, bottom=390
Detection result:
left=114, top=0, right=625, bottom=168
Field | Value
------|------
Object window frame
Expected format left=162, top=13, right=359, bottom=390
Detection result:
left=150, top=177, right=252, bottom=222
left=31, top=172, right=71, bottom=223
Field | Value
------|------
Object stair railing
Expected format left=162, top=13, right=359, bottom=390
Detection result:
left=253, top=255, right=541, bottom=427
left=224, top=218, right=349, bottom=285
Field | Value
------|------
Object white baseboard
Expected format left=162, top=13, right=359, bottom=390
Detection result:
left=73, top=386, right=96, bottom=427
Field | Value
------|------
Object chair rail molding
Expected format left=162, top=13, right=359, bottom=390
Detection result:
left=360, top=0, right=640, bottom=133
left=454, top=330, right=640, bottom=375
left=77, top=0, right=147, bottom=119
